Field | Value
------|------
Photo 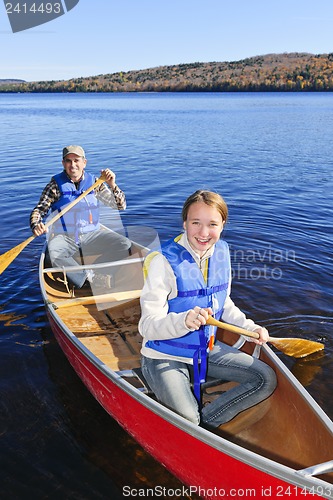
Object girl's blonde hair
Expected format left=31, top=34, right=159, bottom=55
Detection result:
left=182, top=190, right=228, bottom=223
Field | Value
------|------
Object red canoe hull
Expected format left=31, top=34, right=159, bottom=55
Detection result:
left=47, top=311, right=328, bottom=500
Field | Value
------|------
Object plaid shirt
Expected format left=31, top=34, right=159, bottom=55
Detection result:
left=30, top=173, right=127, bottom=231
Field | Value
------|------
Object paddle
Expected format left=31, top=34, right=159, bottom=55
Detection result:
left=206, top=316, right=324, bottom=358
left=0, top=174, right=107, bottom=275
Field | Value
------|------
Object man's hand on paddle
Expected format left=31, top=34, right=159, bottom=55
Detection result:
left=101, top=169, right=116, bottom=190
left=33, top=222, right=47, bottom=236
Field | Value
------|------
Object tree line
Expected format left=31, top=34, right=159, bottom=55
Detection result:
left=2, top=52, right=333, bottom=93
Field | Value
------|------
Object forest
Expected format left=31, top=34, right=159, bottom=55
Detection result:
left=2, top=52, right=333, bottom=92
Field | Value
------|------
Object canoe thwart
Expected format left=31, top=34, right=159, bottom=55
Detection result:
left=43, top=256, right=145, bottom=274
left=51, top=289, right=142, bottom=309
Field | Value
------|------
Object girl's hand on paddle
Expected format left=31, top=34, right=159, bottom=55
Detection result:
left=185, top=306, right=213, bottom=330
left=33, top=222, right=47, bottom=236
left=101, top=169, right=116, bottom=190
left=250, top=327, right=269, bottom=345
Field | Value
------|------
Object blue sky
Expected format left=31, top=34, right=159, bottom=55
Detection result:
left=1, top=0, right=333, bottom=81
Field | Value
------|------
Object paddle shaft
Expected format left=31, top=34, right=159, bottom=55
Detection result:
left=43, top=175, right=106, bottom=231
left=0, top=175, right=106, bottom=275
left=207, top=316, right=260, bottom=340
left=206, top=316, right=324, bottom=358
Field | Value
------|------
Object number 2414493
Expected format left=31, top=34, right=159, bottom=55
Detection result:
left=6, top=3, right=62, bottom=14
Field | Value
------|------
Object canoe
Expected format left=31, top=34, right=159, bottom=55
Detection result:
left=39, top=233, right=333, bottom=499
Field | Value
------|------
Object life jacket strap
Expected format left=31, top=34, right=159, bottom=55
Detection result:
left=177, top=283, right=228, bottom=298
left=193, top=347, right=208, bottom=405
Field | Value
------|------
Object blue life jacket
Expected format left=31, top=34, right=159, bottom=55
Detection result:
left=146, top=235, right=230, bottom=402
left=51, top=171, right=100, bottom=242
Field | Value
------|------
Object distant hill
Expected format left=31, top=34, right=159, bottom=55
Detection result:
left=0, top=79, right=25, bottom=86
left=2, top=53, right=333, bottom=92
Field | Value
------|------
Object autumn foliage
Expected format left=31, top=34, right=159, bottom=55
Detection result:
left=2, top=53, right=333, bottom=93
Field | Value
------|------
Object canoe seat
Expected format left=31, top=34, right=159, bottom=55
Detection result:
left=297, top=460, right=333, bottom=478
left=115, top=368, right=153, bottom=395
left=117, top=367, right=228, bottom=401
left=132, top=367, right=154, bottom=395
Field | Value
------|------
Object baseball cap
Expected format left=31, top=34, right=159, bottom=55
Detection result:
left=62, top=145, right=86, bottom=158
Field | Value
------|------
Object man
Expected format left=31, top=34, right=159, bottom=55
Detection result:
left=30, top=145, right=131, bottom=291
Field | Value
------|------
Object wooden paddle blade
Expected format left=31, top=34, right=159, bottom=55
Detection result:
left=268, top=338, right=324, bottom=358
left=0, top=235, right=35, bottom=275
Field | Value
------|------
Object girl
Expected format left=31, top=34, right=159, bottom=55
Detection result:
left=139, top=190, right=276, bottom=428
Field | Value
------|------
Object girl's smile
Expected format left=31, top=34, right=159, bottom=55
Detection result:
left=183, top=201, right=224, bottom=257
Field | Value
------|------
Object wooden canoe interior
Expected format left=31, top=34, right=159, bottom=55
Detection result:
left=217, top=331, right=333, bottom=479
left=57, top=299, right=142, bottom=371
left=43, top=246, right=145, bottom=372
left=43, top=256, right=333, bottom=485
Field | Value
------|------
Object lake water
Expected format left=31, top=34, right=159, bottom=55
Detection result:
left=0, top=92, right=333, bottom=499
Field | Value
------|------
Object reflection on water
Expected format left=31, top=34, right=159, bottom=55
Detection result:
left=267, top=317, right=333, bottom=416
left=291, top=354, right=324, bottom=388
left=0, top=310, right=27, bottom=328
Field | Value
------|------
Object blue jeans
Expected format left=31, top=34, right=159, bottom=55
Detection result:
left=141, top=340, right=277, bottom=427
left=47, top=229, right=131, bottom=288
